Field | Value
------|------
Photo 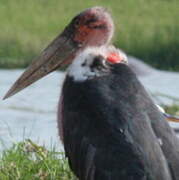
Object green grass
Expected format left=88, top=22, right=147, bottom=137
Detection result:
left=0, top=0, right=178, bottom=70
left=0, top=139, right=76, bottom=180
left=165, top=104, right=179, bottom=116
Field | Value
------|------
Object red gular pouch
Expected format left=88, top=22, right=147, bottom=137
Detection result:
left=107, top=52, right=124, bottom=64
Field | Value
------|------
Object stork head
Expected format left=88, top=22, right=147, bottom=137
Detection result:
left=3, top=7, right=114, bottom=99
left=67, top=7, right=114, bottom=47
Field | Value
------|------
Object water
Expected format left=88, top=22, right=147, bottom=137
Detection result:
left=0, top=70, right=65, bottom=151
left=0, top=56, right=179, bottom=151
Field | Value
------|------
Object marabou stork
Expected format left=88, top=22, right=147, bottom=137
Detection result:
left=3, top=7, right=179, bottom=180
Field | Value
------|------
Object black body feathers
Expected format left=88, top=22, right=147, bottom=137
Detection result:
left=60, top=64, right=179, bottom=180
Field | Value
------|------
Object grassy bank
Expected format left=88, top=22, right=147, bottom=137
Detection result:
left=0, top=140, right=76, bottom=180
left=0, top=0, right=178, bottom=70
left=165, top=104, right=179, bottom=116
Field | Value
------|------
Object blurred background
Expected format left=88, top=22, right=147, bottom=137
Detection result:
left=0, top=0, right=179, bottom=70
left=0, top=0, right=179, bottom=151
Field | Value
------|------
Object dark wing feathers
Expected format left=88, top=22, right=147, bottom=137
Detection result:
left=113, top=64, right=179, bottom=179
left=147, top=106, right=179, bottom=179
left=61, top=64, right=179, bottom=180
left=126, top=65, right=179, bottom=178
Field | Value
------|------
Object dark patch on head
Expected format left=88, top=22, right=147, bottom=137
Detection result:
left=85, top=17, right=98, bottom=25
left=89, top=24, right=107, bottom=29
left=90, top=55, right=110, bottom=72
left=81, top=60, right=87, bottom=67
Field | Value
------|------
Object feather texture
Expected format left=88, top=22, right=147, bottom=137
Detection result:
left=59, top=63, right=179, bottom=180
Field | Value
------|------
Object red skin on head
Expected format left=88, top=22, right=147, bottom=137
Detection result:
left=107, top=52, right=123, bottom=63
left=72, top=7, right=114, bottom=47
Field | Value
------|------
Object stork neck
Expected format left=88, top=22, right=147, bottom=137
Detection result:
left=67, top=47, right=110, bottom=82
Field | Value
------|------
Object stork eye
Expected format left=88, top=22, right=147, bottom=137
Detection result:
left=72, top=16, right=80, bottom=27
left=75, top=20, right=80, bottom=26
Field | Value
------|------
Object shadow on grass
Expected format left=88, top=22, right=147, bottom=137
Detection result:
left=127, top=40, right=179, bottom=71
left=0, top=37, right=179, bottom=71
left=115, top=26, right=179, bottom=71
left=0, top=38, right=37, bottom=69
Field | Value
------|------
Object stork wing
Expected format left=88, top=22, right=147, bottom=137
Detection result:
left=115, top=64, right=179, bottom=179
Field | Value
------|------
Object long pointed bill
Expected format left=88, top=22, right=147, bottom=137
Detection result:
left=3, top=7, right=114, bottom=99
left=3, top=34, right=79, bottom=100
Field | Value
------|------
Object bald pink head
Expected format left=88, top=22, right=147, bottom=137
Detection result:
left=65, top=7, right=114, bottom=47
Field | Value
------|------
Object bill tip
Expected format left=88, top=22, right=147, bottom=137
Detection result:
left=3, top=91, right=12, bottom=100
left=2, top=85, right=18, bottom=100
